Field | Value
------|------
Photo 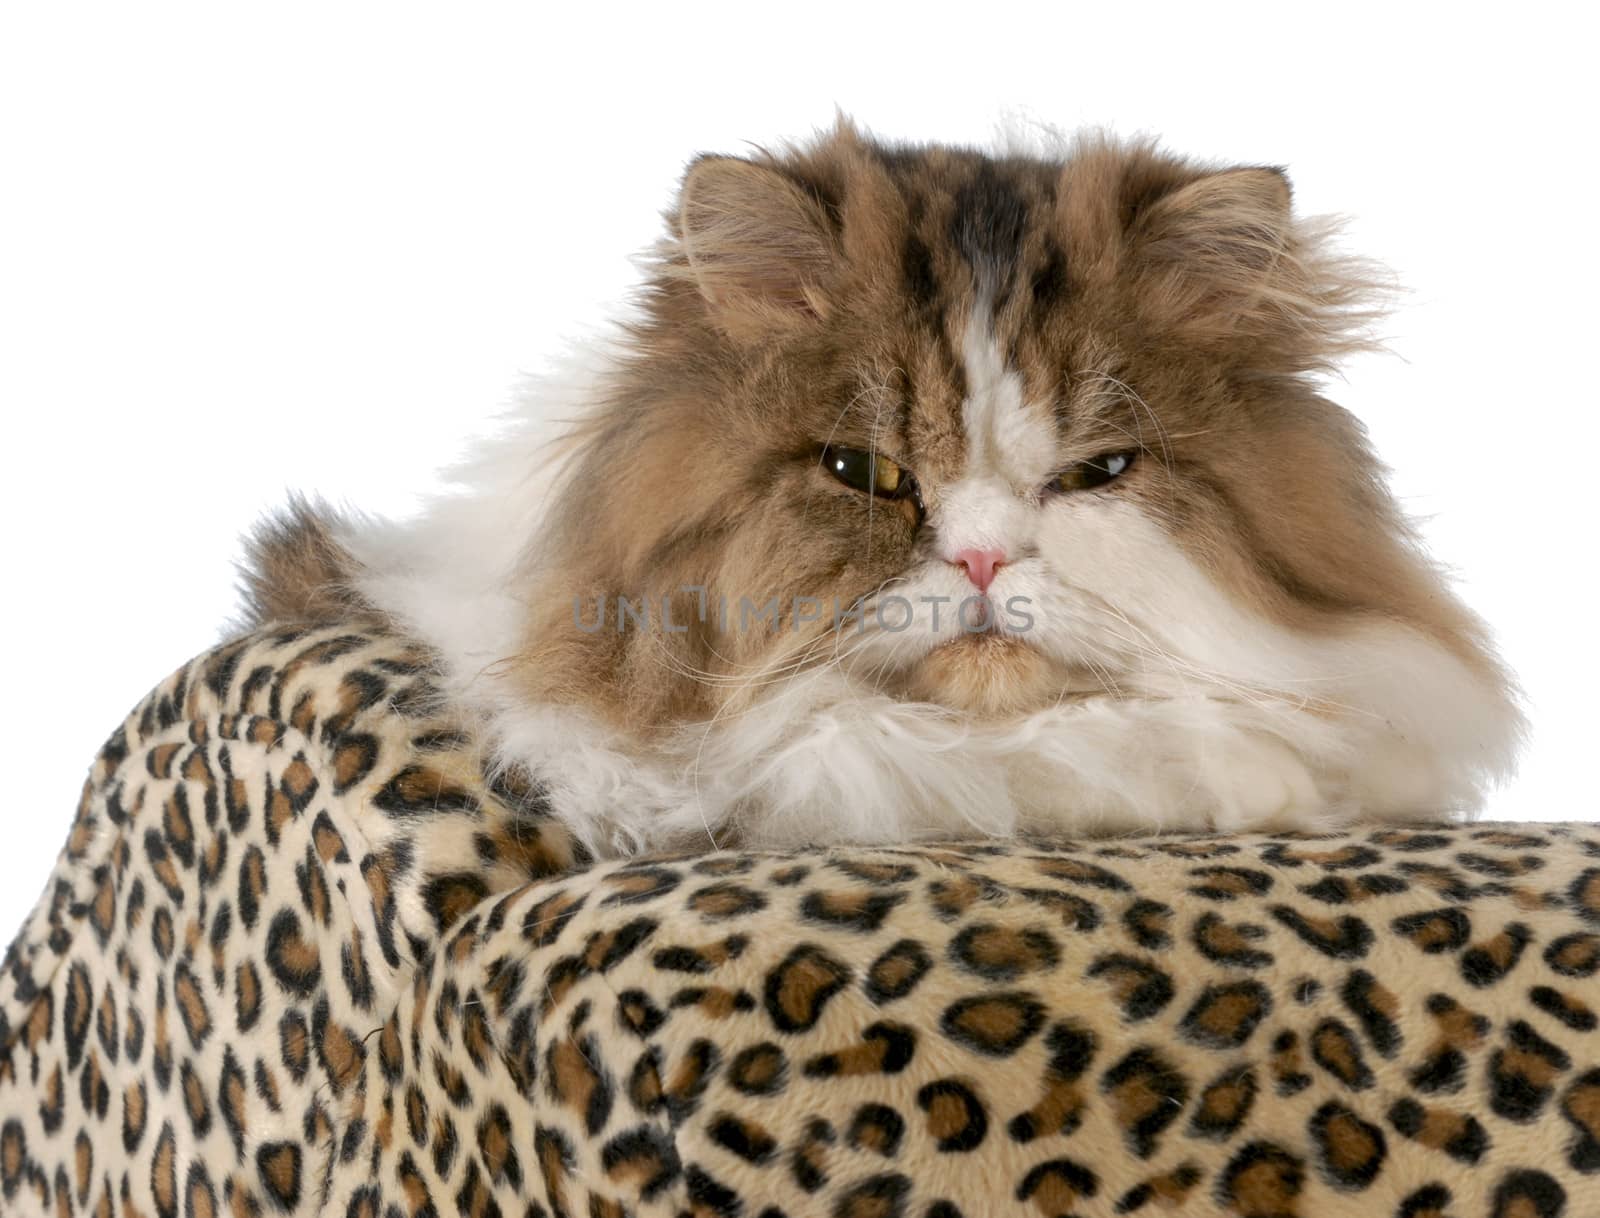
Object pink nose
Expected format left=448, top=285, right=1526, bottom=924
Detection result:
left=953, top=547, right=1005, bottom=592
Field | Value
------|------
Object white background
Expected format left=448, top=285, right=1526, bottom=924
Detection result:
left=1, top=3, right=1594, bottom=934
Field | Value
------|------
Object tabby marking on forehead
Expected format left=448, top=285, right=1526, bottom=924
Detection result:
left=957, top=304, right=1055, bottom=488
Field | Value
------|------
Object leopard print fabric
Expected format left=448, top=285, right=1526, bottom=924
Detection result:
left=3, top=624, right=1599, bottom=1216
left=0, top=623, right=577, bottom=1216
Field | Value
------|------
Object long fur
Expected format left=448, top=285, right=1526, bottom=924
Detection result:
left=237, top=493, right=364, bottom=628
left=241, top=120, right=1524, bottom=856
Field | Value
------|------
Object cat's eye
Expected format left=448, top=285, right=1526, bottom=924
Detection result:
left=1048, top=450, right=1138, bottom=494
left=821, top=445, right=916, bottom=499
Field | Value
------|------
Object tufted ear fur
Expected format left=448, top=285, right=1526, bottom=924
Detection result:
left=675, top=155, right=838, bottom=340
left=1130, top=166, right=1383, bottom=371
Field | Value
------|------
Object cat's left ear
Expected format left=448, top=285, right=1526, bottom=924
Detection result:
left=1127, top=165, right=1383, bottom=368
left=1132, top=167, right=1294, bottom=310
left=675, top=156, right=838, bottom=341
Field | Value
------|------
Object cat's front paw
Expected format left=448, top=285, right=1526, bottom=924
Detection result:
left=1201, top=733, right=1333, bottom=832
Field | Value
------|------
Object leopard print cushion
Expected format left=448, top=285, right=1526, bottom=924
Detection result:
left=2, top=624, right=1597, bottom=1217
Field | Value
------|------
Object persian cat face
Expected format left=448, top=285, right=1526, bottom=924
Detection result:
left=522, top=128, right=1507, bottom=729
left=264, top=122, right=1520, bottom=851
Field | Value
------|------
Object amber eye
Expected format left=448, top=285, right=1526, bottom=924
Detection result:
left=821, top=445, right=916, bottom=499
left=1048, top=450, right=1138, bottom=494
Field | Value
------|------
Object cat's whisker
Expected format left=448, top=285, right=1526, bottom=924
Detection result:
left=1077, top=599, right=1382, bottom=723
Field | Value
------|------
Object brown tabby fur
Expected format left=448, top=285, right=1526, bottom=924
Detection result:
left=245, top=121, right=1503, bottom=742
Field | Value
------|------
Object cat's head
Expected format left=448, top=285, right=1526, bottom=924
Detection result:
left=516, top=122, right=1513, bottom=794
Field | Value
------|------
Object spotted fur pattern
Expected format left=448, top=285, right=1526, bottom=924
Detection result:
left=3, top=623, right=1597, bottom=1216
left=0, top=623, right=576, bottom=1215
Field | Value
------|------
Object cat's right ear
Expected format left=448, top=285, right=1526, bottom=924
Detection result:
left=675, top=156, right=838, bottom=341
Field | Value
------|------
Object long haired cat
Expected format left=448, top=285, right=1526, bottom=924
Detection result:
left=244, top=120, right=1522, bottom=855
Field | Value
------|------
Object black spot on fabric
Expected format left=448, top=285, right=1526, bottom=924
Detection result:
left=1376, top=830, right=1455, bottom=851
left=1299, top=873, right=1408, bottom=904
left=1015, top=886, right=1103, bottom=932
left=521, top=890, right=587, bottom=946
left=1179, top=981, right=1272, bottom=1049
left=600, top=1125, right=681, bottom=1202
left=1085, top=953, right=1175, bottom=1021
left=1457, top=850, right=1544, bottom=878
left=940, top=992, right=1046, bottom=1057
left=949, top=922, right=1060, bottom=982
left=802, top=888, right=906, bottom=933
left=1568, top=864, right=1600, bottom=921
left=1113, top=1165, right=1203, bottom=1215
left=1398, top=1184, right=1454, bottom=1217
left=1490, top=1019, right=1571, bottom=1122
left=688, top=881, right=768, bottom=919
left=1340, top=969, right=1401, bottom=1057
left=709, top=1114, right=778, bottom=1164
left=429, top=1109, right=458, bottom=1177
left=1100, top=1047, right=1189, bottom=1158
left=1034, top=857, right=1131, bottom=892
left=1392, top=907, right=1472, bottom=954
left=1191, top=911, right=1273, bottom=968
left=1262, top=844, right=1380, bottom=871
left=1215, top=1141, right=1304, bottom=1215
left=1397, top=860, right=1482, bottom=902
left=329, top=733, right=379, bottom=795
left=728, top=1043, right=788, bottom=1096
left=1042, top=1019, right=1097, bottom=1079
left=1269, top=906, right=1373, bottom=959
left=791, top=1118, right=836, bottom=1194
left=1270, top=1030, right=1311, bottom=1097
left=864, top=939, right=933, bottom=1005
left=828, top=859, right=918, bottom=885
left=1188, top=1064, right=1258, bottom=1141
left=1461, top=922, right=1532, bottom=986
left=684, top=1165, right=743, bottom=1218
left=370, top=765, right=481, bottom=817
left=598, top=863, right=680, bottom=906
left=764, top=945, right=851, bottom=1033
left=1188, top=866, right=1273, bottom=901
left=1007, top=1019, right=1098, bottom=1143
left=1491, top=1169, right=1566, bottom=1218
left=1560, top=1067, right=1600, bottom=1172
left=420, top=871, right=489, bottom=932
left=916, top=1079, right=989, bottom=1152
left=1016, top=1158, right=1098, bottom=1210
left=62, top=961, right=91, bottom=1070
left=804, top=1021, right=916, bottom=1078
left=832, top=1172, right=911, bottom=1218
left=264, top=910, right=320, bottom=997
left=588, top=917, right=659, bottom=972
left=544, top=1031, right=616, bottom=1136
left=1530, top=985, right=1598, bottom=1031
left=847, top=1103, right=906, bottom=1157
left=1310, top=1018, right=1374, bottom=1091
left=255, top=1140, right=303, bottom=1210
left=1546, top=932, right=1600, bottom=977
left=1387, top=1097, right=1487, bottom=1164
left=1122, top=898, right=1174, bottom=949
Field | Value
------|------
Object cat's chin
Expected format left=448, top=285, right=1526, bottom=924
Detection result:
left=897, top=634, right=1073, bottom=717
